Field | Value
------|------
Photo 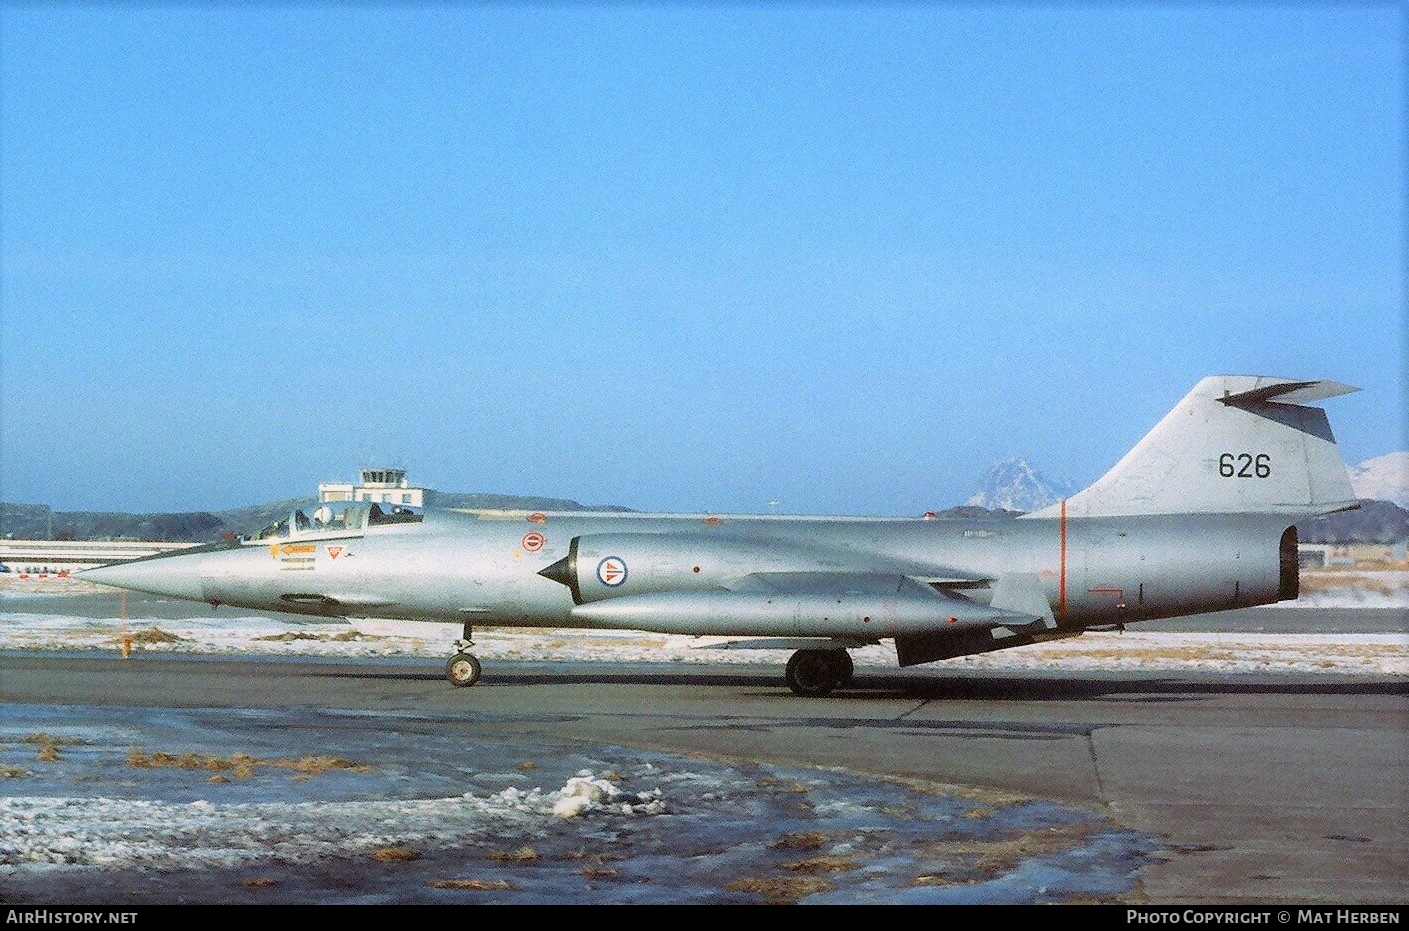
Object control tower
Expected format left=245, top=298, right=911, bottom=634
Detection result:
left=318, top=468, right=428, bottom=507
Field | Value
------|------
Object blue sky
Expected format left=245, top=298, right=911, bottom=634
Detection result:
left=2, top=4, right=1402, bottom=515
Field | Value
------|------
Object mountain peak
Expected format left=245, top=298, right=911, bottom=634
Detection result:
left=965, top=458, right=1077, bottom=513
left=1348, top=452, right=1409, bottom=508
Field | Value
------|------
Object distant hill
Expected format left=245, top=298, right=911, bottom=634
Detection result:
left=932, top=505, right=1022, bottom=520
left=1, top=503, right=228, bottom=543
left=1295, top=499, right=1409, bottom=545
left=0, top=492, right=633, bottom=543
left=424, top=490, right=634, bottom=514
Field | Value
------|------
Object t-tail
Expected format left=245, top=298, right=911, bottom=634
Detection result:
left=1024, top=376, right=1360, bottom=521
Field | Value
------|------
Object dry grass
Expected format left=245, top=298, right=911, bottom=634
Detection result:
left=770, top=832, right=827, bottom=851
left=782, top=855, right=860, bottom=874
left=122, top=627, right=189, bottom=644
left=725, top=875, right=831, bottom=903
left=243, top=878, right=277, bottom=888
left=370, top=846, right=420, bottom=862
left=488, top=845, right=539, bottom=862
left=517, top=761, right=537, bottom=771
left=127, top=748, right=372, bottom=778
left=1037, top=640, right=1402, bottom=666
left=915, top=823, right=1102, bottom=877
left=1300, top=571, right=1409, bottom=596
left=24, top=732, right=80, bottom=762
left=578, top=867, right=620, bottom=878
left=428, top=878, right=516, bottom=891
left=255, top=630, right=367, bottom=643
left=2, top=767, right=30, bottom=778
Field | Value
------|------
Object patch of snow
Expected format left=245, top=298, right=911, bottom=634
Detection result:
left=0, top=768, right=657, bottom=873
left=0, top=612, right=1403, bottom=675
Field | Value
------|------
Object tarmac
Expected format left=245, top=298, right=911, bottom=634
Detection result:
left=3, top=581, right=1406, bottom=905
left=2, top=645, right=1405, bottom=905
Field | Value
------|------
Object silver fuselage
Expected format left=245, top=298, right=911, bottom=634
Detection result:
left=154, top=508, right=1294, bottom=633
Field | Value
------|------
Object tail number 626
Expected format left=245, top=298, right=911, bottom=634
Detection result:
left=1219, top=453, right=1271, bottom=478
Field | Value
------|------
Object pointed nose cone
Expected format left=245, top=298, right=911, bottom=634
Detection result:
left=80, top=553, right=206, bottom=602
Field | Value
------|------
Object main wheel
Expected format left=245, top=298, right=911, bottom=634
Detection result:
left=785, top=650, right=840, bottom=697
left=446, top=652, right=482, bottom=688
left=826, top=649, right=854, bottom=687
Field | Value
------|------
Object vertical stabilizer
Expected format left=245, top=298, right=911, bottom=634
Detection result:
left=1024, top=376, right=1360, bottom=519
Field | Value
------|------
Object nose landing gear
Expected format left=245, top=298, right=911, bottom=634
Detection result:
left=446, top=622, right=482, bottom=687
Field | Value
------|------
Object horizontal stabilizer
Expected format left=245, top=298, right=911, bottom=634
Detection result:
left=1217, top=379, right=1359, bottom=407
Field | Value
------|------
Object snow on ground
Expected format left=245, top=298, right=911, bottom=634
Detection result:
left=1, top=570, right=1405, bottom=676
left=0, top=707, right=1159, bottom=904
left=0, top=611, right=1404, bottom=676
left=3, top=772, right=657, bottom=872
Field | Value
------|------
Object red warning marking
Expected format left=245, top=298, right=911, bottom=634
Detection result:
left=326, top=545, right=344, bottom=560
left=521, top=531, right=545, bottom=553
left=947, top=616, right=957, bottom=624
left=527, top=512, right=547, bottom=524
left=704, top=516, right=720, bottom=525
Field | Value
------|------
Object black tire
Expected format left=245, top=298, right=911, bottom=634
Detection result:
left=785, top=650, right=839, bottom=697
left=446, top=652, right=482, bottom=688
left=827, top=649, right=854, bottom=687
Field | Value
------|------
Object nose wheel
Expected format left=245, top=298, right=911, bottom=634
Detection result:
left=784, top=649, right=854, bottom=697
left=446, top=652, right=482, bottom=688
left=446, top=621, right=481, bottom=688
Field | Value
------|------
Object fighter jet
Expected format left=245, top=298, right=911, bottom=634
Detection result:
left=82, top=375, right=1360, bottom=696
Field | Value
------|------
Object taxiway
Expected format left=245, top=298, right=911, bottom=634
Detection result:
left=3, top=649, right=1405, bottom=904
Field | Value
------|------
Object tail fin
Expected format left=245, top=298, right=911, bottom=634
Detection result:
left=1025, top=376, right=1360, bottom=519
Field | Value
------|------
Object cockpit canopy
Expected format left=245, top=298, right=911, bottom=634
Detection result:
left=249, top=501, right=423, bottom=542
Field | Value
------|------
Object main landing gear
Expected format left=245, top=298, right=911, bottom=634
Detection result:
left=784, top=648, right=854, bottom=697
left=446, top=621, right=482, bottom=688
